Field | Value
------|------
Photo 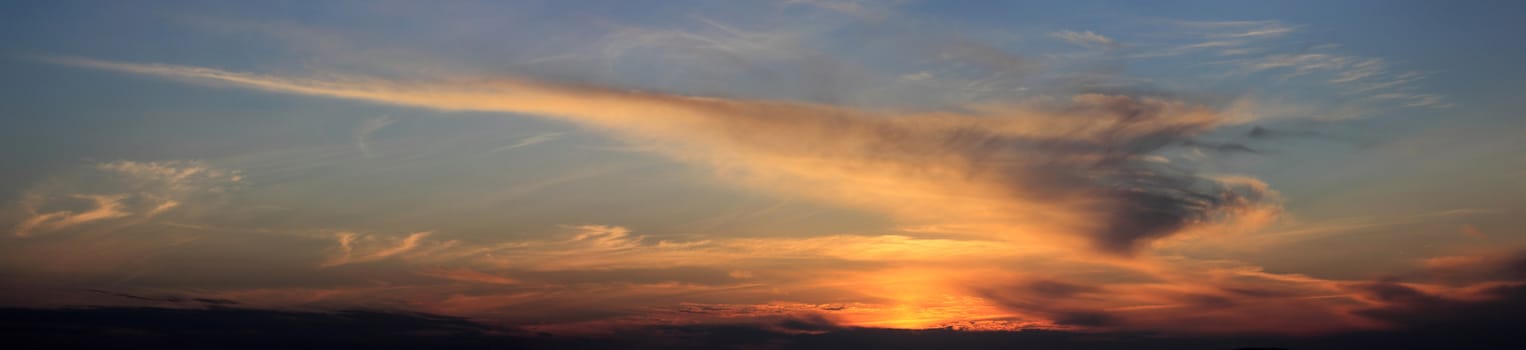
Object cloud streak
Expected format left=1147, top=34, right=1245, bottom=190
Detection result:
left=489, top=132, right=567, bottom=153
left=1050, top=30, right=1115, bottom=48
left=47, top=56, right=1278, bottom=256
left=8, top=160, right=242, bottom=237
left=353, top=116, right=396, bottom=157
left=12, top=194, right=130, bottom=237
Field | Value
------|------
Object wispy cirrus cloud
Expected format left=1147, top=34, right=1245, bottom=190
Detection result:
left=1236, top=52, right=1445, bottom=108
left=1163, top=19, right=1298, bottom=38
left=322, top=231, right=434, bottom=267
left=1123, top=19, right=1296, bottom=59
left=1102, top=18, right=1450, bottom=113
left=11, top=194, right=130, bottom=237
left=8, top=160, right=242, bottom=237
left=489, top=132, right=567, bottom=153
left=353, top=116, right=396, bottom=157
left=780, top=0, right=894, bottom=19
left=1329, top=58, right=1386, bottom=84
left=1050, top=30, right=1115, bottom=48
left=1207, top=22, right=1298, bottom=39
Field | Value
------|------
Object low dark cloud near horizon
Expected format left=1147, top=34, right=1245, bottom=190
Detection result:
left=4, top=295, right=1523, bottom=350
left=10, top=252, right=1525, bottom=349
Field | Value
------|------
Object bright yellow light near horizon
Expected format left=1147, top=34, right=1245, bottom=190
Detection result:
left=826, top=267, right=1019, bottom=330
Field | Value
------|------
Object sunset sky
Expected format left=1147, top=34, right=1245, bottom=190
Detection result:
left=3, top=1, right=1525, bottom=347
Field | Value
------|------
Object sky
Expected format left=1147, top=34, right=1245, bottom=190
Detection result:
left=2, top=0, right=1525, bottom=346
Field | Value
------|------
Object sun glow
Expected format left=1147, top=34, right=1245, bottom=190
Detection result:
left=826, top=268, right=1018, bottom=330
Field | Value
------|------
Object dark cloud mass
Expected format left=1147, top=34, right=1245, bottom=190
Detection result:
left=615, top=86, right=1276, bottom=255
left=1247, top=126, right=1320, bottom=139
left=85, top=289, right=239, bottom=306
left=1354, top=279, right=1526, bottom=332
left=5, top=299, right=1525, bottom=350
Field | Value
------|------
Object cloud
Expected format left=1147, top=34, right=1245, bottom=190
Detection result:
left=1165, top=19, right=1297, bottom=38
left=489, top=132, right=567, bottom=153
left=12, top=18, right=1466, bottom=334
left=47, top=57, right=1279, bottom=256
left=1131, top=40, right=1244, bottom=58
left=972, top=259, right=1377, bottom=334
left=321, top=231, right=436, bottom=267
left=560, top=17, right=824, bottom=92
left=1210, top=23, right=1298, bottom=39
left=8, top=160, right=242, bottom=237
left=353, top=116, right=396, bottom=157
left=233, top=222, right=1444, bottom=333
left=1329, top=58, right=1386, bottom=84
left=1245, top=53, right=1354, bottom=76
left=96, top=160, right=243, bottom=190
left=1110, top=19, right=1447, bottom=113
left=1050, top=30, right=1114, bottom=48
left=1121, top=20, right=1295, bottom=59
left=1351, top=279, right=1526, bottom=331
left=94, top=224, right=1029, bottom=330
left=1376, top=92, right=1446, bottom=108
left=1246, top=126, right=1320, bottom=139
left=12, top=303, right=1526, bottom=349
left=0, top=7, right=1504, bottom=340
left=85, top=289, right=240, bottom=306
left=1399, top=94, right=1449, bottom=108
left=454, top=225, right=1033, bottom=272
left=11, top=194, right=130, bottom=237
left=781, top=0, right=886, bottom=18
left=420, top=268, right=519, bottom=285
left=1224, top=50, right=1444, bottom=110
left=1417, top=249, right=1526, bottom=283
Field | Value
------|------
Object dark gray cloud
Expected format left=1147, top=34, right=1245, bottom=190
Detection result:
left=1183, top=139, right=1260, bottom=153
left=1353, top=280, right=1526, bottom=334
left=975, top=279, right=1121, bottom=327
left=86, top=289, right=239, bottom=306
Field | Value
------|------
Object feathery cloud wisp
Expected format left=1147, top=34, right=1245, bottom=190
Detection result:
left=1050, top=30, right=1115, bottom=48
left=353, top=116, right=397, bottom=157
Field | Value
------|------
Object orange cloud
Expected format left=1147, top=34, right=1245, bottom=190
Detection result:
left=321, top=231, right=438, bottom=267
left=7, top=160, right=244, bottom=237
left=15, top=57, right=1331, bottom=333
left=50, top=57, right=1279, bottom=256
left=12, top=194, right=130, bottom=237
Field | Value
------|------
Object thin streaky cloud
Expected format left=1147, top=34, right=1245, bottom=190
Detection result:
left=321, top=231, right=434, bottom=267
left=1050, top=30, right=1115, bottom=48
left=1209, top=23, right=1299, bottom=38
left=489, top=132, right=567, bottom=153
left=1130, top=40, right=1245, bottom=58
left=12, top=194, right=130, bottom=237
left=353, top=116, right=396, bottom=157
